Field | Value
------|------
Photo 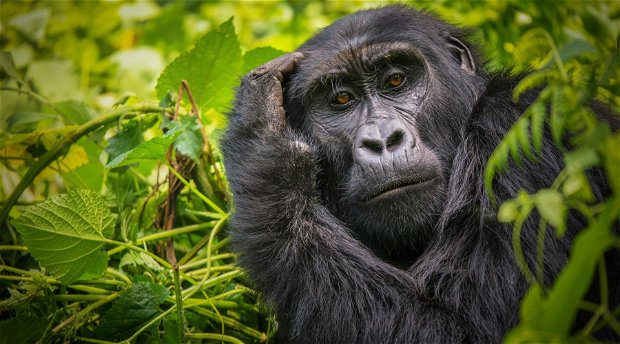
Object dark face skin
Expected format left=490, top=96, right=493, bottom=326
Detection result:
left=285, top=13, right=486, bottom=263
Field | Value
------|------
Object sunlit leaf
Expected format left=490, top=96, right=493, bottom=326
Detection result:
left=156, top=18, right=242, bottom=114
left=8, top=8, right=51, bottom=43
left=535, top=189, right=566, bottom=237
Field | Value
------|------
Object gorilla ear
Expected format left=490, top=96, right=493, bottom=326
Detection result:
left=446, top=35, right=476, bottom=74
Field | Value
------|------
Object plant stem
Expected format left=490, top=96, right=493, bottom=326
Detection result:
left=166, top=161, right=226, bottom=215
left=185, top=333, right=245, bottom=344
left=52, top=292, right=120, bottom=333
left=0, top=103, right=168, bottom=228
left=107, top=222, right=214, bottom=256
left=172, top=267, right=186, bottom=343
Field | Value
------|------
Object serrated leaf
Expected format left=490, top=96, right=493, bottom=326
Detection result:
left=95, top=282, right=169, bottom=341
left=0, top=317, right=47, bottom=344
left=106, top=120, right=189, bottom=168
left=242, top=46, right=286, bottom=74
left=54, top=100, right=96, bottom=125
left=156, top=18, right=242, bottom=115
left=11, top=190, right=114, bottom=284
left=535, top=189, right=566, bottom=237
left=120, top=251, right=163, bottom=275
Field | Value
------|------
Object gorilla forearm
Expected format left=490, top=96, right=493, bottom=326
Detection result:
left=227, top=148, right=467, bottom=342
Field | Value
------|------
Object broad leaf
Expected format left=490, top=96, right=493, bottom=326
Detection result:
left=95, top=282, right=169, bottom=341
left=156, top=18, right=242, bottom=114
left=104, top=119, right=144, bottom=162
left=106, top=119, right=189, bottom=168
left=12, top=190, right=114, bottom=284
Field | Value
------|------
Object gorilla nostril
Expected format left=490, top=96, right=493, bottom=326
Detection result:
left=362, top=139, right=383, bottom=153
left=385, top=130, right=405, bottom=151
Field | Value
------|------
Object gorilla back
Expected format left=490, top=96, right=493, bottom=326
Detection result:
left=222, top=5, right=619, bottom=343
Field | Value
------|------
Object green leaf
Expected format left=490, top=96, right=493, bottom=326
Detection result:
left=0, top=317, right=47, bottom=344
left=242, top=47, right=286, bottom=74
left=169, top=115, right=203, bottom=162
left=564, top=148, right=599, bottom=171
left=8, top=8, right=51, bottom=43
left=513, top=71, right=550, bottom=102
left=156, top=18, right=242, bottom=115
left=95, top=282, right=169, bottom=341
left=104, top=119, right=144, bottom=163
left=27, top=59, right=80, bottom=101
left=0, top=51, right=19, bottom=79
left=106, top=120, right=189, bottom=168
left=6, top=111, right=57, bottom=132
left=535, top=189, right=566, bottom=237
left=119, top=251, right=164, bottom=275
left=530, top=100, right=546, bottom=155
left=11, top=190, right=114, bottom=284
left=517, top=117, right=534, bottom=161
left=539, top=199, right=618, bottom=335
left=54, top=100, right=96, bottom=125
left=497, top=200, right=518, bottom=223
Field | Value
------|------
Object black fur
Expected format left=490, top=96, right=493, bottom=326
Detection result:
left=222, top=6, right=619, bottom=343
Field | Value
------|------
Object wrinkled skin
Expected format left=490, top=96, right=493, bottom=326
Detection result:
left=222, top=5, right=620, bottom=343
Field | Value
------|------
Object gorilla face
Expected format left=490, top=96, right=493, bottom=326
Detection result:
left=285, top=9, right=486, bottom=260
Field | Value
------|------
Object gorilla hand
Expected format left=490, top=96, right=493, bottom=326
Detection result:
left=224, top=52, right=317, bottom=200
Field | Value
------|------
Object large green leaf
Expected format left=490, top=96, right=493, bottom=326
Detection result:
left=12, top=190, right=114, bottom=284
left=156, top=18, right=241, bottom=114
left=95, top=282, right=169, bottom=341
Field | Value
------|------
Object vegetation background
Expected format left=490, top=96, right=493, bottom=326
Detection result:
left=0, top=1, right=618, bottom=343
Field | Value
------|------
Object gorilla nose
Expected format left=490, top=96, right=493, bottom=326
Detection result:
left=355, top=120, right=413, bottom=159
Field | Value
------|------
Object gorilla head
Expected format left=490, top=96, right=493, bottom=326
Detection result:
left=284, top=6, right=487, bottom=261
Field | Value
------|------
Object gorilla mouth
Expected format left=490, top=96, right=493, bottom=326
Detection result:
left=362, top=176, right=437, bottom=204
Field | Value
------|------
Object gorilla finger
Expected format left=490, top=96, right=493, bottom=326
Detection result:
left=249, top=52, right=305, bottom=80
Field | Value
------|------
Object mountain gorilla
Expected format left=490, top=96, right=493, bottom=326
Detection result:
left=222, top=5, right=619, bottom=343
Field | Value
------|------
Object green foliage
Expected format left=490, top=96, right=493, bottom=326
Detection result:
left=12, top=190, right=114, bottom=284
left=156, top=18, right=242, bottom=115
left=94, top=282, right=169, bottom=341
left=1, top=1, right=618, bottom=343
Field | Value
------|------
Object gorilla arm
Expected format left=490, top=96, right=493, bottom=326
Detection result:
left=222, top=53, right=466, bottom=343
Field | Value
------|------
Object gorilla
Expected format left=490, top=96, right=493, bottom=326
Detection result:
left=221, top=5, right=619, bottom=343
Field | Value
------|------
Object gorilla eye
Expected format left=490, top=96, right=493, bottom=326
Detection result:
left=386, top=73, right=404, bottom=88
left=334, top=92, right=352, bottom=105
